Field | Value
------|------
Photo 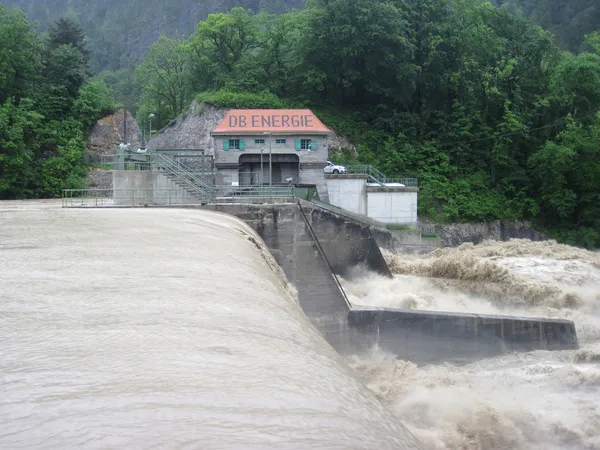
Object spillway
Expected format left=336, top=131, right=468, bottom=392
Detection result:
left=0, top=201, right=422, bottom=449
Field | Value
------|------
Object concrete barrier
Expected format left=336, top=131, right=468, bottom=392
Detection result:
left=297, top=199, right=392, bottom=277
left=348, top=307, right=578, bottom=365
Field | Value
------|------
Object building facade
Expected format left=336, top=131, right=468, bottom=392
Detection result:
left=211, top=109, right=332, bottom=196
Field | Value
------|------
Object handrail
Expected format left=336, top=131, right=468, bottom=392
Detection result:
left=302, top=198, right=388, bottom=228
left=151, top=153, right=215, bottom=201
left=346, top=164, right=418, bottom=187
left=297, top=201, right=352, bottom=310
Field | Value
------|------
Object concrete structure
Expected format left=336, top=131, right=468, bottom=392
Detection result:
left=113, top=170, right=202, bottom=206
left=325, top=174, right=419, bottom=225
left=348, top=308, right=578, bottom=365
left=199, top=202, right=579, bottom=363
left=325, top=174, right=368, bottom=216
left=367, top=185, right=419, bottom=224
left=211, top=109, right=333, bottom=200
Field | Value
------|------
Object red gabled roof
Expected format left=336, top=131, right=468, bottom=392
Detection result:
left=211, top=109, right=332, bottom=135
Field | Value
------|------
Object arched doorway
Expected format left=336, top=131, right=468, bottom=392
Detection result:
left=238, top=153, right=300, bottom=186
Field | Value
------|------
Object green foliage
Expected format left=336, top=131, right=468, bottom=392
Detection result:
left=585, top=32, right=600, bottom=54
left=45, top=16, right=90, bottom=67
left=0, top=5, right=43, bottom=103
left=135, top=36, right=195, bottom=130
left=196, top=90, right=293, bottom=109
left=0, top=11, right=116, bottom=199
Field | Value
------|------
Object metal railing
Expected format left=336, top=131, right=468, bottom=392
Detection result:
left=151, top=153, right=215, bottom=202
left=62, top=186, right=298, bottom=208
left=301, top=199, right=388, bottom=228
left=214, top=185, right=297, bottom=204
left=297, top=202, right=352, bottom=310
left=346, top=164, right=418, bottom=187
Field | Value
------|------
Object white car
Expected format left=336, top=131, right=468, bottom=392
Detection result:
left=324, top=161, right=347, bottom=174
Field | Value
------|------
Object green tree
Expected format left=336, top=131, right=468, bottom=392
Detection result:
left=189, top=8, right=261, bottom=90
left=301, top=0, right=415, bottom=107
left=0, top=5, right=43, bottom=103
left=136, top=36, right=193, bottom=128
left=45, top=16, right=90, bottom=66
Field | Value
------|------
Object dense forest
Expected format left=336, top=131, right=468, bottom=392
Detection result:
left=4, top=0, right=597, bottom=73
left=134, top=1, right=600, bottom=248
left=0, top=6, right=114, bottom=198
left=1, top=0, right=600, bottom=248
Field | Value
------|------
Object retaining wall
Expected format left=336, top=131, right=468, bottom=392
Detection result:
left=348, top=307, right=578, bottom=365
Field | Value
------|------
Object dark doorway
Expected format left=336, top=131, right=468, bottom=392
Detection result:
left=239, top=153, right=299, bottom=186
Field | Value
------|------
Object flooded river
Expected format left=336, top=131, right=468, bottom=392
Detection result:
left=0, top=202, right=421, bottom=449
left=342, top=240, right=600, bottom=449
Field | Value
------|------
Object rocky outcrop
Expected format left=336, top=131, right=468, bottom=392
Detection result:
left=424, top=220, right=549, bottom=247
left=86, top=108, right=143, bottom=163
left=147, top=102, right=226, bottom=154
left=85, top=108, right=142, bottom=189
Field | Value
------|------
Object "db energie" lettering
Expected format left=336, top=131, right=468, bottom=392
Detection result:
left=228, top=114, right=314, bottom=128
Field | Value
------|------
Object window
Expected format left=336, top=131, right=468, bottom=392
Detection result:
left=254, top=139, right=265, bottom=144
left=296, top=139, right=316, bottom=151
left=276, top=139, right=286, bottom=144
left=224, top=139, right=245, bottom=151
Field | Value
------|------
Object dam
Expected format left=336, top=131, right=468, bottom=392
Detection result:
left=0, top=202, right=423, bottom=449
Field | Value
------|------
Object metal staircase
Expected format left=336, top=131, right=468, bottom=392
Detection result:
left=150, top=153, right=215, bottom=203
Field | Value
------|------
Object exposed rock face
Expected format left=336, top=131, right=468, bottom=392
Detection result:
left=147, top=102, right=226, bottom=154
left=425, top=220, right=548, bottom=247
left=86, top=108, right=143, bottom=163
left=85, top=108, right=142, bottom=189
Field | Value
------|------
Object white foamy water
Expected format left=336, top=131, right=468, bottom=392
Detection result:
left=0, top=202, right=422, bottom=449
left=342, top=240, right=600, bottom=449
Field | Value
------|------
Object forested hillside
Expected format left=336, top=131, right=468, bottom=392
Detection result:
left=0, top=6, right=114, bottom=198
left=493, top=0, right=600, bottom=52
left=3, top=0, right=597, bottom=74
left=134, top=1, right=600, bottom=247
left=2, top=0, right=302, bottom=73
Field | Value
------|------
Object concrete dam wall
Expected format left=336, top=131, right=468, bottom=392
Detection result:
left=201, top=201, right=579, bottom=363
left=0, top=202, right=424, bottom=449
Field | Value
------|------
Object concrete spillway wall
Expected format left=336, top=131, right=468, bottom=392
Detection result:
left=201, top=203, right=354, bottom=353
left=201, top=201, right=579, bottom=361
left=349, top=308, right=578, bottom=365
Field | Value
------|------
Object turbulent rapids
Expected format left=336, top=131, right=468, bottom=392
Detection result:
left=341, top=240, right=600, bottom=450
left=0, top=202, right=421, bottom=449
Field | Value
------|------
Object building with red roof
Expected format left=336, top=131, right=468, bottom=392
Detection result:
left=211, top=109, right=333, bottom=196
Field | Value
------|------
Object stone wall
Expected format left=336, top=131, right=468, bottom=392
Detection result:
left=85, top=108, right=143, bottom=190
left=86, top=108, right=142, bottom=163
left=429, top=220, right=549, bottom=247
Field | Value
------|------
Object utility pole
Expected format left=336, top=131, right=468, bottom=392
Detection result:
left=123, top=109, right=127, bottom=144
left=260, top=147, right=264, bottom=187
